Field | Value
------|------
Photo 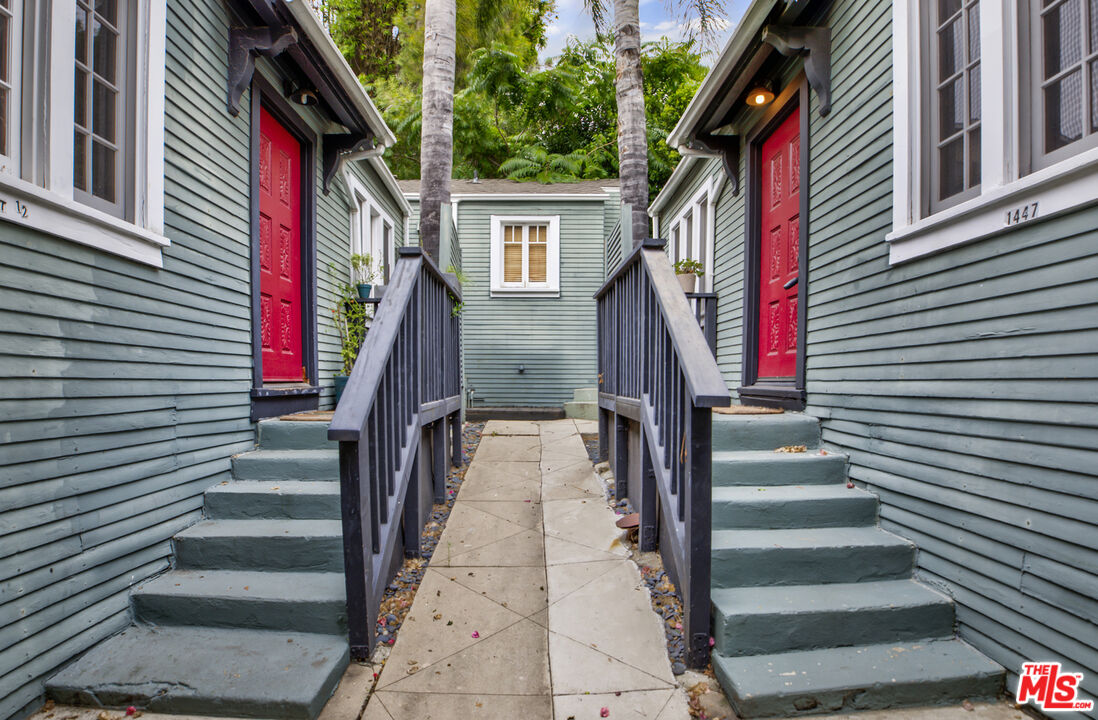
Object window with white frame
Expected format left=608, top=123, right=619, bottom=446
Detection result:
left=346, top=173, right=396, bottom=287
left=0, top=0, right=166, bottom=265
left=666, top=180, right=717, bottom=292
left=490, top=215, right=560, bottom=296
left=890, top=0, right=1098, bottom=263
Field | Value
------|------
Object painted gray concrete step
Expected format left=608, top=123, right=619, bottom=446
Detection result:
left=563, top=401, right=598, bottom=421
left=711, top=579, right=955, bottom=657
left=257, top=420, right=336, bottom=451
left=572, top=387, right=598, bottom=402
left=712, top=526, right=915, bottom=588
left=712, top=412, right=821, bottom=452
left=204, top=481, right=341, bottom=520
left=712, top=450, right=847, bottom=487
left=133, top=570, right=347, bottom=635
left=713, top=638, right=1003, bottom=718
left=232, top=449, right=339, bottom=481
left=47, top=625, right=349, bottom=719
left=174, top=519, right=344, bottom=572
left=712, top=484, right=877, bottom=529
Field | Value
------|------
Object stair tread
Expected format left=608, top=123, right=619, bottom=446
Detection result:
left=714, top=638, right=1002, bottom=699
left=713, top=526, right=913, bottom=550
left=712, top=449, right=843, bottom=463
left=135, top=570, right=345, bottom=602
left=207, top=480, right=340, bottom=495
left=235, top=449, right=339, bottom=459
left=47, top=625, right=348, bottom=719
left=712, top=579, right=949, bottom=616
left=176, top=518, right=342, bottom=539
left=712, top=484, right=872, bottom=502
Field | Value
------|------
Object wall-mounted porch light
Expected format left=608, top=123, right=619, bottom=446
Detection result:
left=288, top=87, right=318, bottom=106
left=747, top=86, right=775, bottom=107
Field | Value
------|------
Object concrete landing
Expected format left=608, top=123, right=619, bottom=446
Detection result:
left=363, top=419, right=688, bottom=720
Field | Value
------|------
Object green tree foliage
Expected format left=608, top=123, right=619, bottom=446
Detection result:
left=320, top=0, right=706, bottom=195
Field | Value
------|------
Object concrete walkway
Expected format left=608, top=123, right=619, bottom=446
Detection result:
left=363, top=419, right=689, bottom=720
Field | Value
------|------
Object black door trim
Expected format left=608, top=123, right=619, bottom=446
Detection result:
left=248, top=72, right=320, bottom=421
left=739, top=75, right=809, bottom=410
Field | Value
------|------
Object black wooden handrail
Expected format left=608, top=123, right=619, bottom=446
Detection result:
left=328, top=246, right=462, bottom=661
left=595, top=239, right=727, bottom=405
left=595, top=238, right=730, bottom=669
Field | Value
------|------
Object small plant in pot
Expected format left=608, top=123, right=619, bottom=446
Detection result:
left=328, top=263, right=369, bottom=403
left=674, top=258, right=704, bottom=293
left=350, top=252, right=377, bottom=299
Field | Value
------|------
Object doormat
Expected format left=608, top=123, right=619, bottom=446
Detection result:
left=713, top=405, right=783, bottom=415
left=278, top=410, right=335, bottom=421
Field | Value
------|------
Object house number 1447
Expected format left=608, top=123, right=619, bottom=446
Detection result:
left=1005, top=202, right=1038, bottom=226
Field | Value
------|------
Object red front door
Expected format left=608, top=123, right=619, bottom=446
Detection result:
left=757, top=107, right=801, bottom=380
left=258, top=107, right=304, bottom=382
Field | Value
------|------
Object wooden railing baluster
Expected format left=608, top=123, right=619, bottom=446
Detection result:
left=330, top=247, right=463, bottom=661
left=594, top=238, right=730, bottom=669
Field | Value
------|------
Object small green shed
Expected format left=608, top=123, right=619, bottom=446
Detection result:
left=401, top=179, right=621, bottom=410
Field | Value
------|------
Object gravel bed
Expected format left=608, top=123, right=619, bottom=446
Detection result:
left=372, top=422, right=485, bottom=653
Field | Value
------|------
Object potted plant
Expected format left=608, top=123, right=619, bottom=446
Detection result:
left=674, top=258, right=704, bottom=293
left=350, top=253, right=377, bottom=299
left=328, top=264, right=369, bottom=403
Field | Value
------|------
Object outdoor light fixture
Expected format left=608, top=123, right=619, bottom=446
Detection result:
left=747, top=86, right=775, bottom=107
left=288, top=87, right=318, bottom=106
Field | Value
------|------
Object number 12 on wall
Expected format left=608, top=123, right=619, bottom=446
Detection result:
left=1005, top=202, right=1038, bottom=227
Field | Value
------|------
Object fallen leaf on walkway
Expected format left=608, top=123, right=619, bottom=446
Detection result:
left=433, top=613, right=442, bottom=620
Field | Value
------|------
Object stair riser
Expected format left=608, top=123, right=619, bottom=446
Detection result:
left=258, top=422, right=336, bottom=451
left=712, top=544, right=915, bottom=588
left=716, top=665, right=1003, bottom=718
left=204, top=490, right=341, bottom=520
left=712, top=455, right=846, bottom=486
left=232, top=455, right=339, bottom=481
left=573, top=387, right=598, bottom=402
left=712, top=416, right=821, bottom=452
left=712, top=494, right=877, bottom=529
left=133, top=594, right=347, bottom=635
left=174, top=535, right=344, bottom=572
left=562, top=401, right=598, bottom=421
left=714, top=602, right=955, bottom=656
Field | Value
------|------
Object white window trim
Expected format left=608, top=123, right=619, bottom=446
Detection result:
left=0, top=0, right=167, bottom=266
left=889, top=0, right=1098, bottom=264
left=344, top=169, right=396, bottom=284
left=489, top=214, right=560, bottom=297
left=665, top=177, right=718, bottom=292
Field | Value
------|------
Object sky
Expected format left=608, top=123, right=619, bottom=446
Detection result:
left=540, top=0, right=750, bottom=64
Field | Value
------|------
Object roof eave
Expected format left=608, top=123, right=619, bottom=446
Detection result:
left=279, top=0, right=397, bottom=148
left=667, top=0, right=781, bottom=151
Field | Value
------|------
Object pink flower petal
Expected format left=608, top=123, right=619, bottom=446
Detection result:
left=471, top=631, right=480, bottom=638
left=600, top=708, right=610, bottom=717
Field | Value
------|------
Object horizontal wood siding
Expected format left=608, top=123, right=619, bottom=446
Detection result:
left=0, top=2, right=403, bottom=716
left=656, top=157, right=744, bottom=396
left=808, top=0, right=1097, bottom=708
left=460, top=200, right=607, bottom=406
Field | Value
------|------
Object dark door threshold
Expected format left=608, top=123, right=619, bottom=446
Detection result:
left=251, top=385, right=321, bottom=421
left=737, top=383, right=805, bottom=410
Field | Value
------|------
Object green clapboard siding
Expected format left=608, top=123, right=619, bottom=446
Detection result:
left=808, top=0, right=1098, bottom=702
left=408, top=197, right=611, bottom=407
left=652, top=0, right=1098, bottom=707
left=0, top=1, right=404, bottom=716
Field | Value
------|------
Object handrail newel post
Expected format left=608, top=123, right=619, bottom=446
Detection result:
left=338, top=439, right=374, bottom=661
left=685, top=404, right=713, bottom=667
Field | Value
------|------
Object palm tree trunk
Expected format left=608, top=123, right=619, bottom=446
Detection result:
left=418, top=0, right=457, bottom=260
left=613, top=0, right=649, bottom=246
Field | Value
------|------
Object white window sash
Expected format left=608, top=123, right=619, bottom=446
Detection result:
left=665, top=180, right=717, bottom=290
left=0, top=0, right=167, bottom=265
left=888, top=0, right=1098, bottom=264
left=343, top=169, right=395, bottom=284
left=0, top=0, right=22, bottom=172
left=490, top=214, right=560, bottom=296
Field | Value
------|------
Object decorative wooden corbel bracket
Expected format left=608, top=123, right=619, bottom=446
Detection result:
left=761, top=25, right=832, bottom=116
left=227, top=24, right=298, bottom=116
left=322, top=133, right=375, bottom=194
left=690, top=134, right=741, bottom=195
